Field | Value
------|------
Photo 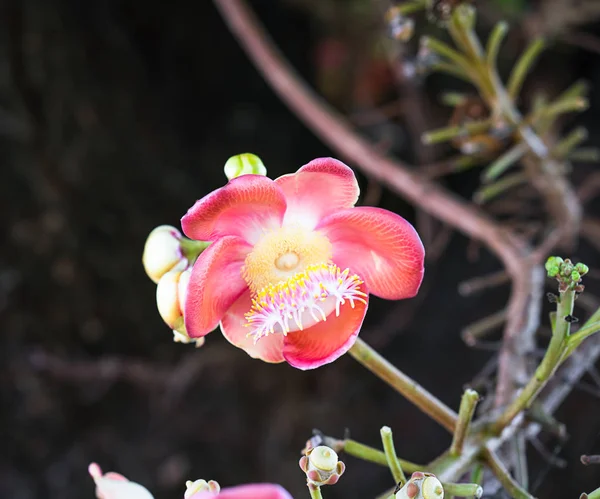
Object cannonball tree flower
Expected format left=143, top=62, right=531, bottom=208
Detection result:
left=88, top=463, right=292, bottom=499
left=181, top=158, right=425, bottom=369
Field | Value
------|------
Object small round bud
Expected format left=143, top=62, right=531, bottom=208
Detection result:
left=143, top=225, right=188, bottom=283
left=571, top=270, right=581, bottom=282
left=302, top=445, right=345, bottom=487
left=224, top=153, right=267, bottom=181
left=396, top=472, right=444, bottom=499
left=575, top=263, right=589, bottom=276
left=309, top=446, right=338, bottom=472
left=184, top=479, right=220, bottom=498
left=561, top=260, right=574, bottom=277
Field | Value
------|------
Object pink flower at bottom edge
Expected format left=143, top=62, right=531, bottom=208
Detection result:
left=181, top=157, right=425, bottom=369
left=188, top=483, right=293, bottom=499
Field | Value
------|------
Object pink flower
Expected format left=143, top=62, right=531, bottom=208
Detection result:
left=88, top=463, right=292, bottom=499
left=187, top=484, right=293, bottom=499
left=181, top=158, right=424, bottom=369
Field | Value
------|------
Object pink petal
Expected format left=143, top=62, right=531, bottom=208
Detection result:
left=184, top=236, right=251, bottom=338
left=283, top=285, right=368, bottom=369
left=220, top=291, right=285, bottom=363
left=275, top=158, right=360, bottom=228
left=188, top=484, right=293, bottom=499
left=317, top=207, right=424, bottom=300
left=181, top=175, right=287, bottom=244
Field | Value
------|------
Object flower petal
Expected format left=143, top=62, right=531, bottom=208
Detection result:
left=282, top=284, right=368, bottom=370
left=220, top=291, right=285, bottom=363
left=188, top=484, right=293, bottom=499
left=181, top=175, right=287, bottom=244
left=318, top=207, right=424, bottom=300
left=275, top=158, right=360, bottom=228
left=94, top=478, right=155, bottom=499
left=184, top=236, right=251, bottom=337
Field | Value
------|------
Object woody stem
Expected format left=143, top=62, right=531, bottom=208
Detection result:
left=348, top=338, right=458, bottom=433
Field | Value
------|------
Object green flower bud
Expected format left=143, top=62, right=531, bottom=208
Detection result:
left=224, top=153, right=267, bottom=180
left=575, top=263, right=589, bottom=276
left=571, top=270, right=581, bottom=282
left=545, top=257, right=563, bottom=275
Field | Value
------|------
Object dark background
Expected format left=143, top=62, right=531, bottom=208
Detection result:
left=1, top=1, right=599, bottom=498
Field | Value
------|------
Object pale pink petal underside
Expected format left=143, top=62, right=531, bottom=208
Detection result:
left=184, top=236, right=251, bottom=338
left=220, top=291, right=285, bottom=363
left=317, top=207, right=424, bottom=300
left=181, top=175, right=287, bottom=244
left=188, top=484, right=293, bottom=499
left=275, top=158, right=360, bottom=228
left=283, top=285, right=368, bottom=369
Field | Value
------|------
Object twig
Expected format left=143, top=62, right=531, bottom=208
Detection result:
left=450, top=389, right=479, bottom=456
left=348, top=338, right=458, bottom=433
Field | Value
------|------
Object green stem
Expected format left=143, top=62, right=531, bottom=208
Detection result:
left=484, top=448, right=536, bottom=499
left=380, top=426, right=407, bottom=485
left=481, top=143, right=528, bottom=183
left=342, top=439, right=422, bottom=472
left=421, top=36, right=473, bottom=74
left=585, top=487, right=600, bottom=499
left=565, top=319, right=600, bottom=355
left=553, top=127, right=589, bottom=158
left=493, top=289, right=576, bottom=433
left=470, top=463, right=484, bottom=485
left=308, top=485, right=323, bottom=499
left=348, top=338, right=458, bottom=433
left=450, top=389, right=480, bottom=456
left=443, top=483, right=483, bottom=498
left=507, top=38, right=545, bottom=101
left=422, top=120, right=491, bottom=145
left=180, top=238, right=211, bottom=262
left=473, top=172, right=528, bottom=204
left=486, top=22, right=509, bottom=70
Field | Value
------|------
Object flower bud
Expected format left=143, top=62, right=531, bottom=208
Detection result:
left=184, top=479, right=220, bottom=498
left=143, top=225, right=188, bottom=283
left=395, top=472, right=444, bottom=499
left=299, top=445, right=345, bottom=487
left=224, top=153, right=267, bottom=180
left=156, top=268, right=191, bottom=332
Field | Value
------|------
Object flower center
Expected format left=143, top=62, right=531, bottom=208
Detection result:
left=244, top=263, right=367, bottom=343
left=275, top=251, right=300, bottom=271
left=242, top=226, right=333, bottom=292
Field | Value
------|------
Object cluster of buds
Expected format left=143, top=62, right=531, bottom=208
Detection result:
left=142, top=225, right=207, bottom=346
left=299, top=445, right=345, bottom=489
left=184, top=479, right=221, bottom=498
left=395, top=472, right=445, bottom=499
left=142, top=153, right=268, bottom=345
left=545, top=256, right=589, bottom=293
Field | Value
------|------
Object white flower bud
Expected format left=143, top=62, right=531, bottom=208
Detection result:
left=156, top=268, right=190, bottom=331
left=184, top=479, right=220, bottom=498
left=299, top=445, right=345, bottom=487
left=395, top=472, right=444, bottom=499
left=224, top=153, right=267, bottom=180
left=143, top=225, right=187, bottom=283
left=309, top=446, right=338, bottom=472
